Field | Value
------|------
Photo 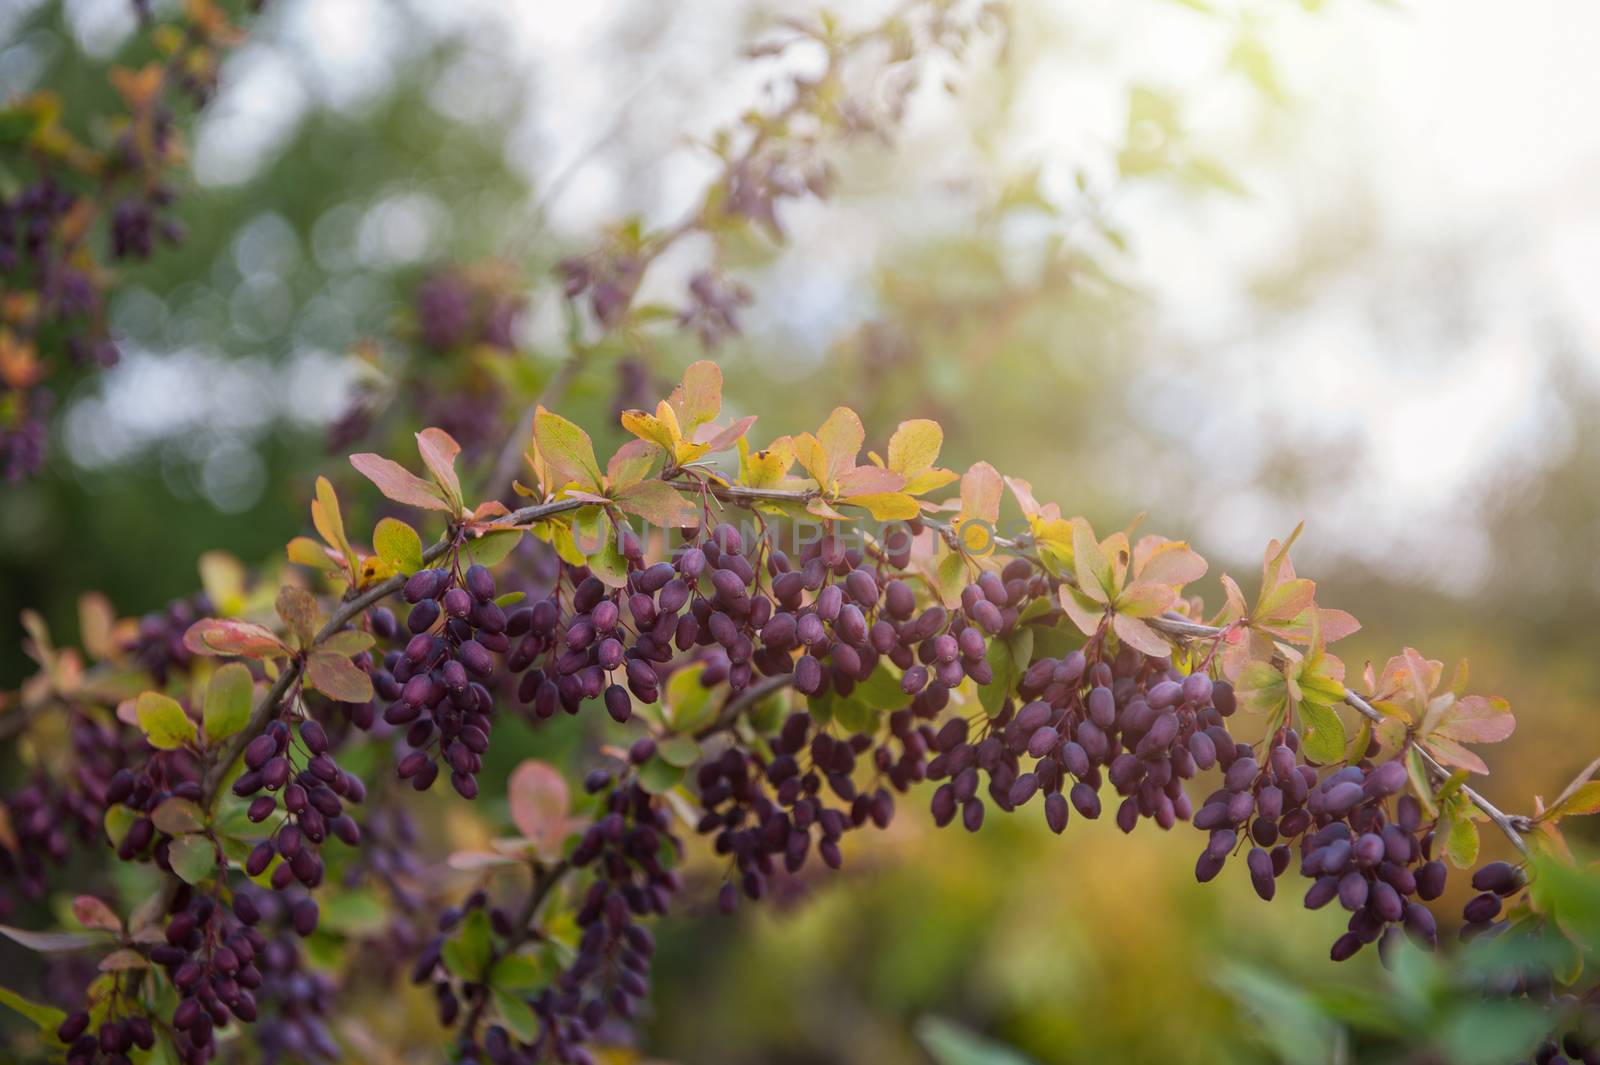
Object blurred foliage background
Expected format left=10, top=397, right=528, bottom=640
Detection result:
left=4, top=0, right=1600, bottom=1061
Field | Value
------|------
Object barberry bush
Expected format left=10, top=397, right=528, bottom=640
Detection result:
left=5, top=3, right=1600, bottom=1065
left=2, top=354, right=1600, bottom=1064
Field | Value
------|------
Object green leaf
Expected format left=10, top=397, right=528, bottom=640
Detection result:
left=852, top=665, right=907, bottom=711
left=1235, top=661, right=1288, bottom=718
left=320, top=630, right=375, bottom=656
left=442, top=910, right=493, bottom=979
left=1441, top=809, right=1481, bottom=868
left=656, top=736, right=701, bottom=768
left=534, top=407, right=604, bottom=494
left=463, top=528, right=523, bottom=567
left=1297, top=700, right=1347, bottom=765
left=663, top=663, right=715, bottom=734
left=638, top=758, right=683, bottom=795
left=979, top=628, right=1033, bottom=718
left=136, top=692, right=198, bottom=750
left=150, top=797, right=207, bottom=836
left=168, top=835, right=218, bottom=885
left=103, top=804, right=137, bottom=847
left=915, top=1015, right=1039, bottom=1065
left=833, top=694, right=881, bottom=736
left=318, top=889, right=388, bottom=936
left=493, top=988, right=541, bottom=1043
left=0, top=983, right=66, bottom=1032
left=203, top=663, right=253, bottom=743
left=373, top=517, right=424, bottom=574
left=1542, top=781, right=1600, bottom=822
left=490, top=952, right=548, bottom=992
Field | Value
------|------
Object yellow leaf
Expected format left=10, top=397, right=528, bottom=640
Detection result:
left=669, top=360, right=722, bottom=430
left=794, top=433, right=832, bottom=490
left=311, top=477, right=354, bottom=574
left=533, top=407, right=604, bottom=494
left=886, top=419, right=943, bottom=477
left=739, top=436, right=795, bottom=488
left=815, top=407, right=865, bottom=485
left=902, top=467, right=959, bottom=496
left=840, top=492, right=921, bottom=521
left=620, top=409, right=676, bottom=453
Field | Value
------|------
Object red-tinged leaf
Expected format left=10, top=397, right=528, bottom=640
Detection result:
left=416, top=428, right=464, bottom=510
left=1072, top=519, right=1113, bottom=603
left=613, top=480, right=698, bottom=527
left=71, top=896, right=121, bottom=933
left=1114, top=580, right=1178, bottom=619
left=1543, top=782, right=1600, bottom=821
left=805, top=496, right=849, bottom=521
left=1132, top=537, right=1208, bottom=589
left=1316, top=607, right=1361, bottom=643
left=1112, top=613, right=1172, bottom=657
left=1254, top=577, right=1316, bottom=624
left=957, top=462, right=1003, bottom=526
left=1004, top=475, right=1054, bottom=520
left=533, top=407, right=604, bottom=494
left=1054, top=588, right=1102, bottom=643
left=697, top=414, right=757, bottom=453
left=1434, top=694, right=1514, bottom=744
left=1211, top=573, right=1248, bottom=626
left=274, top=586, right=319, bottom=650
left=150, top=797, right=206, bottom=835
left=1424, top=735, right=1491, bottom=775
left=606, top=439, right=658, bottom=491
left=670, top=360, right=722, bottom=430
left=446, top=850, right=522, bottom=871
left=0, top=925, right=108, bottom=953
left=1236, top=660, right=1289, bottom=717
left=815, top=407, right=865, bottom=485
left=97, top=948, right=147, bottom=972
left=470, top=500, right=511, bottom=521
left=1398, top=647, right=1443, bottom=708
left=1260, top=524, right=1305, bottom=593
left=350, top=453, right=454, bottom=512
left=306, top=652, right=374, bottom=703
left=183, top=619, right=288, bottom=659
left=835, top=466, right=905, bottom=497
left=508, top=760, right=574, bottom=860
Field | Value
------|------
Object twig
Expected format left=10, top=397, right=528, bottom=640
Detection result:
left=696, top=673, right=794, bottom=740
left=1145, top=612, right=1535, bottom=857
left=457, top=859, right=571, bottom=1049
